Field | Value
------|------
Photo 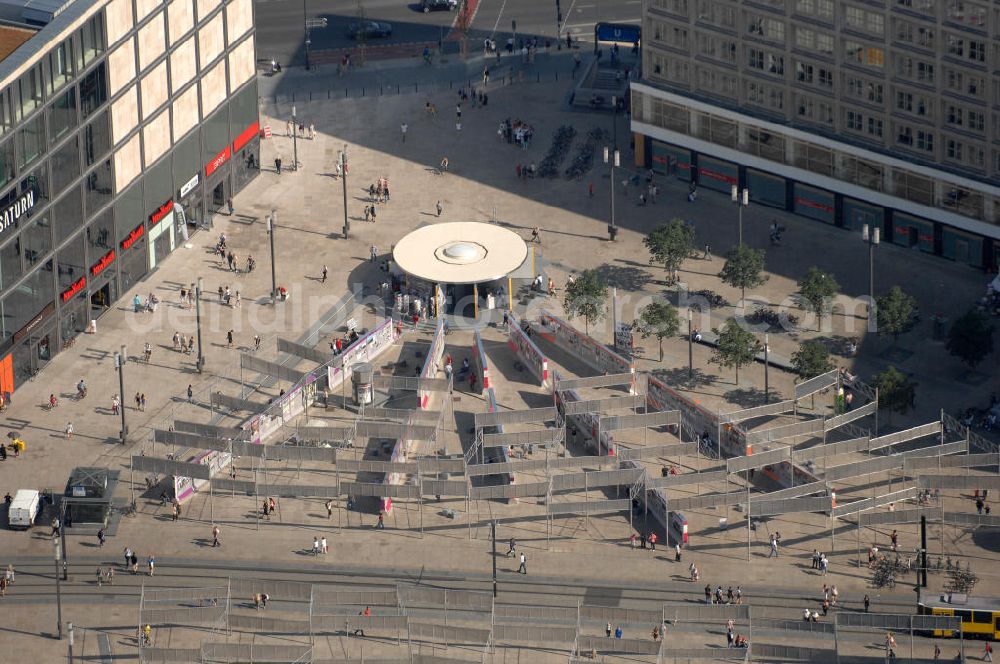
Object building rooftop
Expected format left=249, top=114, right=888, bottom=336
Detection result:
left=0, top=0, right=99, bottom=89
left=0, top=24, right=37, bottom=62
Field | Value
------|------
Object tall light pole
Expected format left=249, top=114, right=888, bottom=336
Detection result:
left=603, top=146, right=619, bottom=241
left=491, top=520, right=498, bottom=598
left=291, top=106, right=298, bottom=171
left=195, top=278, right=204, bottom=372
left=340, top=148, right=349, bottom=239
left=611, top=94, right=618, bottom=151
left=303, top=0, right=310, bottom=70
left=862, top=223, right=880, bottom=324
left=763, top=333, right=770, bottom=404
left=114, top=346, right=127, bottom=444
left=68, top=622, right=74, bottom=662
left=268, top=211, right=278, bottom=303
left=53, top=536, right=63, bottom=639
left=687, top=309, right=693, bottom=378
left=731, top=185, right=748, bottom=247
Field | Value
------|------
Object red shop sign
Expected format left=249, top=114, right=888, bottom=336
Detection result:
left=233, top=121, right=260, bottom=152
left=90, top=249, right=115, bottom=277
left=150, top=199, right=174, bottom=224
left=121, top=223, right=144, bottom=250
left=61, top=276, right=86, bottom=302
left=205, top=146, right=231, bottom=177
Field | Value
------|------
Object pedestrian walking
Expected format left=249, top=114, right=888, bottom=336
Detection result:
left=325, top=499, right=334, bottom=518
left=96, top=566, right=103, bottom=587
left=630, top=533, right=637, bottom=549
left=518, top=552, right=526, bottom=574
left=735, top=586, right=742, bottom=604
left=400, top=122, right=407, bottom=142
left=147, top=555, right=155, bottom=576
left=704, top=585, right=712, bottom=604
left=140, top=393, right=146, bottom=411
left=106, top=566, right=114, bottom=585
left=64, top=421, right=73, bottom=439
left=135, top=392, right=141, bottom=411
left=227, top=198, right=234, bottom=215
left=606, top=622, right=612, bottom=637
left=97, top=527, right=106, bottom=547
left=187, top=385, right=194, bottom=403
left=614, top=625, right=623, bottom=639
left=5, top=564, right=13, bottom=585
left=435, top=200, right=442, bottom=216
left=312, top=537, right=320, bottom=555
left=648, top=532, right=657, bottom=551
left=212, top=524, right=220, bottom=547
left=986, top=643, right=993, bottom=662
left=864, top=594, right=871, bottom=612
left=173, top=331, right=181, bottom=350
left=530, top=227, right=541, bottom=244
left=309, top=123, right=315, bottom=139
left=376, top=512, right=385, bottom=529
left=227, top=330, right=234, bottom=348
left=370, top=245, right=378, bottom=263
left=254, top=335, right=261, bottom=351
left=439, top=157, right=449, bottom=172
left=321, top=265, right=328, bottom=283
left=321, top=536, right=329, bottom=554
left=506, top=537, right=516, bottom=557
left=675, top=543, right=682, bottom=562
left=275, top=157, right=282, bottom=174
left=768, top=535, right=779, bottom=558
left=131, top=552, right=139, bottom=574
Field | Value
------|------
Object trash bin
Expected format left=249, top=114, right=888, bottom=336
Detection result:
left=719, top=517, right=728, bottom=530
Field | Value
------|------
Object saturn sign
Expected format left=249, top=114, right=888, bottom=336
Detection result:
left=0, top=190, right=36, bottom=236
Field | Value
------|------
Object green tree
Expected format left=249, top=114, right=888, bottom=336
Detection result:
left=797, top=267, right=840, bottom=330
left=946, top=309, right=994, bottom=369
left=643, top=219, right=695, bottom=285
left=710, top=318, right=760, bottom=385
left=790, top=340, right=833, bottom=380
left=637, top=301, right=681, bottom=361
left=875, top=286, right=915, bottom=345
left=873, top=365, right=917, bottom=427
left=563, top=269, right=608, bottom=335
left=718, top=245, right=768, bottom=308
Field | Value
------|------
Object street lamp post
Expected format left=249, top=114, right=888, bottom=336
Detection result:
left=862, top=223, right=880, bottom=324
left=268, top=211, right=278, bottom=303
left=731, top=185, right=748, bottom=247
left=303, top=0, right=310, bottom=70
left=491, top=520, right=498, bottom=598
left=687, top=309, right=693, bottom=378
left=114, top=346, right=127, bottom=444
left=195, top=278, right=204, bottom=372
left=53, top=537, right=63, bottom=639
left=291, top=106, right=298, bottom=171
left=340, top=148, right=349, bottom=239
left=603, top=146, right=619, bottom=241
left=611, top=94, right=618, bottom=151
left=763, top=333, right=769, bottom=404
left=68, top=622, right=74, bottom=662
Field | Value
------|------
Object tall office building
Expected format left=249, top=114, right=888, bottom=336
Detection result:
left=0, top=0, right=259, bottom=392
left=631, top=0, right=1000, bottom=271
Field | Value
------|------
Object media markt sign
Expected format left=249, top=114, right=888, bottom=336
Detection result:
left=0, top=190, right=36, bottom=236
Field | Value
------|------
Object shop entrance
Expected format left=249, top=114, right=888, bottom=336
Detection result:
left=90, top=281, right=115, bottom=317
left=210, top=181, right=227, bottom=213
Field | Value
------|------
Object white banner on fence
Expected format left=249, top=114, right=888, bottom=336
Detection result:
left=472, top=328, right=490, bottom=390
left=419, top=320, right=446, bottom=409
left=327, top=318, right=399, bottom=392
left=507, top=311, right=548, bottom=387
left=536, top=309, right=633, bottom=391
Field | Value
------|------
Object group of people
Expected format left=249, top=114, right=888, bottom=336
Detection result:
left=499, top=118, right=533, bottom=148
left=329, top=328, right=360, bottom=355
left=705, top=584, right=744, bottom=605
left=172, top=331, right=197, bottom=355
left=810, top=548, right=831, bottom=574
left=132, top=293, right=160, bottom=313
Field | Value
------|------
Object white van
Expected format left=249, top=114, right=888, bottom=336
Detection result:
left=8, top=489, right=40, bottom=529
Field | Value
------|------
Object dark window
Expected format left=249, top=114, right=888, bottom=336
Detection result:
left=17, top=114, right=45, bottom=168
left=82, top=109, right=109, bottom=166
left=22, top=215, right=52, bottom=267
left=56, top=234, right=85, bottom=292
left=0, top=139, right=14, bottom=190
left=84, top=159, right=112, bottom=214
left=202, top=106, right=229, bottom=164
left=172, top=129, right=200, bottom=189
left=114, top=182, right=143, bottom=242
left=85, top=208, right=113, bottom=254
left=2, top=258, right=53, bottom=337
left=0, top=236, right=20, bottom=288
left=972, top=612, right=993, bottom=624
left=955, top=610, right=973, bottom=621
left=49, top=88, right=78, bottom=140
left=52, top=186, right=83, bottom=244
left=81, top=14, right=105, bottom=64
left=50, top=135, right=81, bottom=196
left=0, top=89, right=13, bottom=136
left=18, top=66, right=44, bottom=117
left=230, top=83, right=257, bottom=129
left=143, top=157, right=173, bottom=213
left=79, top=62, right=107, bottom=119
left=49, top=42, right=73, bottom=93
left=21, top=164, right=49, bottom=208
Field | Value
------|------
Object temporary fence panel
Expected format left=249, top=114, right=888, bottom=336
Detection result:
left=198, top=643, right=311, bottom=661
left=750, top=480, right=827, bottom=502
left=744, top=420, right=824, bottom=446
left=465, top=459, right=546, bottom=477
left=824, top=402, right=878, bottom=431
left=719, top=400, right=796, bottom=425
left=494, top=604, right=577, bottom=623
left=824, top=455, right=902, bottom=482
left=658, top=649, right=748, bottom=661
left=241, top=354, right=308, bottom=383
left=421, top=479, right=469, bottom=496
left=337, top=459, right=419, bottom=474
left=311, top=589, right=400, bottom=607
left=793, top=369, right=839, bottom=400
left=230, top=577, right=312, bottom=600
left=969, top=429, right=999, bottom=454
left=264, top=446, right=338, bottom=463
left=940, top=512, right=1000, bottom=527
left=905, top=452, right=998, bottom=471
left=663, top=604, right=752, bottom=621
left=551, top=468, right=643, bottom=491
left=754, top=618, right=836, bottom=636
left=277, top=337, right=329, bottom=364
left=667, top=490, right=744, bottom=510
left=547, top=498, right=631, bottom=515
left=340, top=481, right=421, bottom=498
left=416, top=458, right=467, bottom=473
left=211, top=392, right=264, bottom=412
left=618, top=442, right=698, bottom=460
left=564, top=394, right=645, bottom=415
left=791, top=436, right=869, bottom=462
left=474, top=407, right=558, bottom=429
left=911, top=615, right=964, bottom=632
left=555, top=372, right=636, bottom=391
left=399, top=586, right=493, bottom=611
left=837, top=613, right=957, bottom=631
left=131, top=455, right=212, bottom=480
left=580, top=605, right=663, bottom=626
left=139, top=606, right=226, bottom=625
left=546, top=455, right=618, bottom=470
left=918, top=474, right=1000, bottom=490
left=367, top=407, right=441, bottom=423
left=576, top=636, right=660, bottom=655
left=227, top=614, right=311, bottom=633
left=257, top=483, right=340, bottom=498
left=537, top=309, right=633, bottom=384
left=172, top=420, right=242, bottom=438
left=418, top=320, right=447, bottom=409
left=600, top=410, right=680, bottom=432
left=492, top=624, right=576, bottom=643
left=647, top=469, right=729, bottom=489
left=407, top=622, right=491, bottom=644
left=481, top=428, right=564, bottom=448
left=472, top=328, right=491, bottom=390
left=749, top=495, right=833, bottom=517
left=859, top=508, right=936, bottom=526
left=470, top=482, right=550, bottom=499
left=727, top=446, right=790, bottom=473
left=355, top=420, right=437, bottom=440
left=210, top=478, right=256, bottom=493
left=830, top=487, right=917, bottom=517
left=507, top=310, right=549, bottom=387
left=869, top=422, right=943, bottom=450
left=139, top=647, right=201, bottom=662
left=328, top=318, right=400, bottom=391
left=646, top=375, right=724, bottom=451
left=154, top=429, right=232, bottom=454
left=294, top=425, right=355, bottom=441
left=751, top=644, right=831, bottom=660
left=906, top=440, right=969, bottom=458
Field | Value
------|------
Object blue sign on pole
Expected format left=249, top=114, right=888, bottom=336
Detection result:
left=595, top=22, right=640, bottom=44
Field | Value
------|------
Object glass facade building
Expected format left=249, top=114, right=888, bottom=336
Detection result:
left=0, top=0, right=259, bottom=392
left=633, top=0, right=1000, bottom=272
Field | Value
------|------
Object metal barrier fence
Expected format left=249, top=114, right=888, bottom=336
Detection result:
left=294, top=425, right=354, bottom=441
left=228, top=614, right=311, bottom=634
left=754, top=617, right=835, bottom=635
left=750, top=480, right=827, bottom=502
left=859, top=508, right=936, bottom=526
left=869, top=421, right=943, bottom=450
left=474, top=407, right=558, bottom=428
left=340, top=482, right=421, bottom=499
left=211, top=392, right=267, bottom=412
left=618, top=442, right=698, bottom=460
left=492, top=624, right=576, bottom=643
left=794, top=369, right=839, bottom=400
left=601, top=410, right=680, bottom=432
left=719, top=400, right=796, bottom=425
left=277, top=337, right=329, bottom=364
left=547, top=498, right=631, bottom=515
left=942, top=511, right=1000, bottom=527
left=355, top=420, right=438, bottom=440
left=579, top=605, right=662, bottom=626
left=264, top=446, right=338, bottom=462
left=230, top=578, right=313, bottom=601
left=563, top=394, right=645, bottom=415
left=470, top=482, right=550, bottom=499
left=665, top=604, right=751, bottom=622
left=647, top=469, right=729, bottom=488
left=408, top=622, right=491, bottom=644
left=577, top=635, right=660, bottom=655
left=311, top=589, right=400, bottom=608
left=421, top=479, right=469, bottom=496
left=749, top=495, right=833, bottom=517
left=494, top=604, right=576, bottom=623
left=918, top=474, right=1000, bottom=490
left=242, top=354, right=308, bottom=383
left=750, top=643, right=831, bottom=660
left=139, top=647, right=201, bottom=663
left=550, top=468, right=643, bottom=491
left=836, top=613, right=961, bottom=631
left=481, top=428, right=563, bottom=447
left=199, top=643, right=312, bottom=661
left=399, top=585, right=493, bottom=612
left=132, top=455, right=212, bottom=480
left=792, top=436, right=869, bottom=461
left=744, top=419, right=824, bottom=446
left=825, top=455, right=902, bottom=481
left=367, top=407, right=441, bottom=423
left=555, top=372, right=635, bottom=390
left=905, top=452, right=999, bottom=471
left=727, top=446, right=790, bottom=473
left=825, top=401, right=877, bottom=431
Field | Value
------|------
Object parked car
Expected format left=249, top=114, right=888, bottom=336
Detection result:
left=421, top=0, right=457, bottom=12
left=347, top=20, right=393, bottom=39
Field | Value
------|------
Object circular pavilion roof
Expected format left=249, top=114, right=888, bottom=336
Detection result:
left=392, top=222, right=528, bottom=285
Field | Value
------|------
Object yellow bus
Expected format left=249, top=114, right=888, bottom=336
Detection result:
left=917, top=592, right=1000, bottom=639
